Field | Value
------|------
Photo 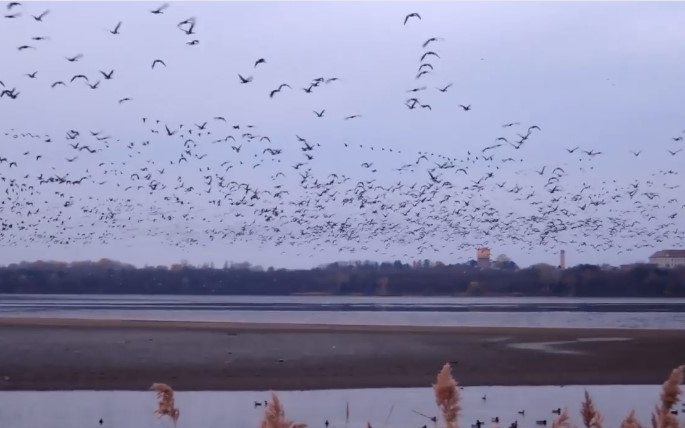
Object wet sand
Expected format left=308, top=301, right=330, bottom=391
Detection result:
left=1, top=317, right=683, bottom=391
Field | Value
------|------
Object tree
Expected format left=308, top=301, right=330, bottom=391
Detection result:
left=495, top=254, right=511, bottom=263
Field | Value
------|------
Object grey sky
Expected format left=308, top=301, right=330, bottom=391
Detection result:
left=0, top=1, right=684, bottom=269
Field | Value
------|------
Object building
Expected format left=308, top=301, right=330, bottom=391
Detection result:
left=648, top=250, right=685, bottom=269
left=476, top=247, right=491, bottom=269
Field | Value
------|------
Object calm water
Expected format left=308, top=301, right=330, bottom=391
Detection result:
left=1, top=295, right=684, bottom=329
left=0, top=385, right=676, bottom=428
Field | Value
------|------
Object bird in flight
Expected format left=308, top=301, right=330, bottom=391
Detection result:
left=269, top=83, right=291, bottom=98
left=437, top=83, right=452, bottom=93
left=32, top=9, right=49, bottom=21
left=181, top=22, right=195, bottom=35
left=421, top=51, right=440, bottom=61
left=71, top=74, right=89, bottom=83
left=404, top=12, right=421, bottom=25
left=422, top=37, right=443, bottom=48
left=110, top=21, right=122, bottom=35
left=152, top=59, right=166, bottom=69
left=459, top=104, right=472, bottom=111
left=99, top=70, right=114, bottom=80
left=51, top=81, right=66, bottom=88
left=345, top=115, right=362, bottom=120
left=416, top=70, right=431, bottom=79
left=65, top=54, right=83, bottom=62
left=254, top=58, right=266, bottom=68
left=118, top=97, right=132, bottom=104
left=150, top=3, right=169, bottom=14
left=7, top=2, right=21, bottom=9
left=238, top=74, right=253, bottom=84
left=313, top=109, right=325, bottom=118
left=26, top=71, right=38, bottom=79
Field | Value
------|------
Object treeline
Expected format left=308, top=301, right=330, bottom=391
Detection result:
left=0, top=259, right=684, bottom=297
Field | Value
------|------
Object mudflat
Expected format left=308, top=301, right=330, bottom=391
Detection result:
left=0, top=317, right=683, bottom=391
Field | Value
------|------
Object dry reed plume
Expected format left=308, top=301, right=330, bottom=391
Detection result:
left=581, top=390, right=604, bottom=428
left=547, top=366, right=682, bottom=428
left=552, top=409, right=575, bottom=428
left=260, top=392, right=307, bottom=428
left=621, top=411, right=645, bottom=428
left=151, top=382, right=180, bottom=424
left=652, top=366, right=684, bottom=428
left=434, top=363, right=461, bottom=428
left=147, top=364, right=684, bottom=428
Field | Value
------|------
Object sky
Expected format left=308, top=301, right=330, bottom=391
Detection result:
left=0, top=1, right=684, bottom=269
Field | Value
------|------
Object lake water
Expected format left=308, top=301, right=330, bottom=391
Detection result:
left=1, top=295, right=684, bottom=329
left=0, top=385, right=681, bottom=428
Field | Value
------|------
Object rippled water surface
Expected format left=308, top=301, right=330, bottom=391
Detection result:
left=1, top=295, right=684, bottom=329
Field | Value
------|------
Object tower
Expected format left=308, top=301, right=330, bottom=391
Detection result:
left=560, top=250, right=567, bottom=270
left=476, top=248, right=491, bottom=269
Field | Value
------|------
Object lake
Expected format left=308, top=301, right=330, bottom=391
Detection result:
left=0, top=385, right=679, bottom=428
left=1, top=295, right=684, bottom=329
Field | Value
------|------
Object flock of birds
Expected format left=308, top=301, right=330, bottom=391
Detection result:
left=1, top=3, right=684, bottom=265
left=252, top=392, right=685, bottom=428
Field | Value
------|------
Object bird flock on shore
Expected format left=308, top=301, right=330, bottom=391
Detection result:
left=1, top=2, right=684, bottom=264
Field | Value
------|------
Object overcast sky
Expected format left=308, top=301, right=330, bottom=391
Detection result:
left=0, top=1, right=684, bottom=269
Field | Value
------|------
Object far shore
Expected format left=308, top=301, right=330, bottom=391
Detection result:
left=1, top=317, right=684, bottom=391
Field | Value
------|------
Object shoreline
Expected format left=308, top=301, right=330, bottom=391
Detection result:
left=1, top=317, right=684, bottom=391
left=1, top=316, right=683, bottom=336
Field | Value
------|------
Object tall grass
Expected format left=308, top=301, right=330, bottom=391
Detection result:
left=151, top=382, right=180, bottom=425
left=151, top=365, right=684, bottom=428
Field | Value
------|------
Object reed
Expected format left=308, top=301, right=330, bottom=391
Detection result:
left=150, top=382, right=180, bottom=424
left=652, top=366, right=684, bottom=428
left=580, top=390, right=603, bottom=428
left=149, top=364, right=684, bottom=428
left=434, top=363, right=461, bottom=428
left=621, top=411, right=644, bottom=428
left=260, top=392, right=307, bottom=428
left=552, top=409, right=574, bottom=428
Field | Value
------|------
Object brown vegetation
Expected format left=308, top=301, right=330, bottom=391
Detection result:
left=434, top=363, right=461, bottom=428
left=260, top=393, right=307, bottom=428
left=150, top=365, right=683, bottom=428
left=651, top=366, right=683, bottom=428
left=151, top=382, right=180, bottom=424
left=581, top=390, right=603, bottom=428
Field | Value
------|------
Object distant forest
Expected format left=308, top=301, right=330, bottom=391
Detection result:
left=0, top=258, right=684, bottom=297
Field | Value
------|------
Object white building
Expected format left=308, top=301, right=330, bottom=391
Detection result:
left=648, top=250, right=685, bottom=269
